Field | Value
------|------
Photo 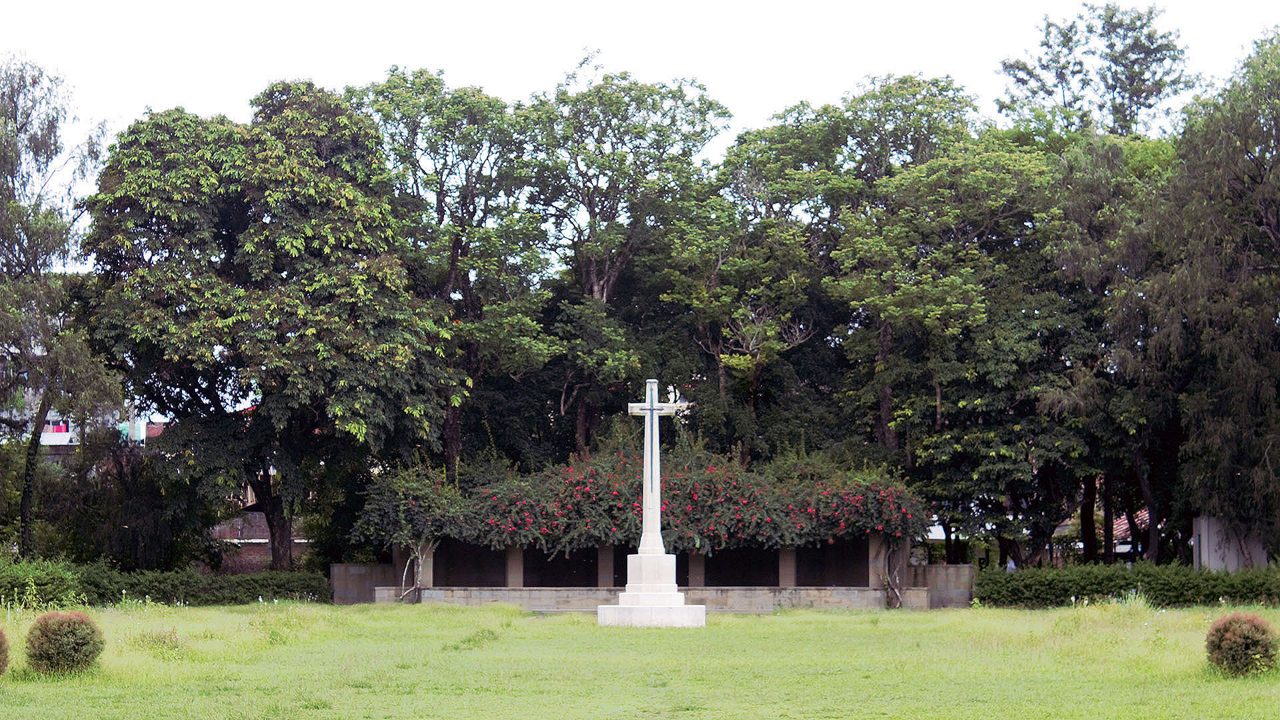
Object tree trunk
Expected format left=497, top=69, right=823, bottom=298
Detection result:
left=1135, top=467, right=1160, bottom=563
left=717, top=357, right=727, bottom=403
left=1102, top=475, right=1114, bottom=564
left=444, top=342, right=478, bottom=484
left=575, top=397, right=590, bottom=457
left=1080, top=475, right=1098, bottom=563
left=18, top=392, right=53, bottom=559
left=997, top=535, right=1024, bottom=569
left=250, top=467, right=293, bottom=570
left=443, top=404, right=462, bottom=484
left=1124, top=505, right=1141, bottom=559
left=739, top=368, right=762, bottom=465
left=875, top=321, right=898, bottom=451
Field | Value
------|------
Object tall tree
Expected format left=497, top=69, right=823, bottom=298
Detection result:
left=355, top=68, right=556, bottom=479
left=772, top=76, right=975, bottom=456
left=0, top=57, right=117, bottom=558
left=833, top=129, right=1091, bottom=565
left=86, top=82, right=460, bottom=568
left=661, top=186, right=819, bottom=461
left=1138, top=34, right=1280, bottom=550
left=999, top=3, right=1193, bottom=135
left=526, top=64, right=728, bottom=453
left=1042, top=130, right=1182, bottom=562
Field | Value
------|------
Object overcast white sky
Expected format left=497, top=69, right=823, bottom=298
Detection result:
left=3, top=1, right=1277, bottom=148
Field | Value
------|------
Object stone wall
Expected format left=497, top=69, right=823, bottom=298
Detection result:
left=688, top=586, right=886, bottom=612
left=923, top=564, right=975, bottom=608
left=386, top=586, right=889, bottom=612
left=331, top=563, right=399, bottom=605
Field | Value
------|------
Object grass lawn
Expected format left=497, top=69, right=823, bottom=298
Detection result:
left=1, top=599, right=1278, bottom=719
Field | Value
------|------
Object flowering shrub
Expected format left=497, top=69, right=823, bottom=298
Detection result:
left=461, top=449, right=926, bottom=553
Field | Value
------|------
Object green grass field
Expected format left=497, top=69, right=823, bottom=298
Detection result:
left=1, top=600, right=1277, bottom=719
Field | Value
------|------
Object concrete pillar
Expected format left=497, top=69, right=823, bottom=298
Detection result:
left=867, top=534, right=887, bottom=589
left=778, top=547, right=797, bottom=587
left=505, top=546, right=524, bottom=588
left=391, top=545, right=409, bottom=584
left=867, top=534, right=908, bottom=599
left=597, top=545, right=615, bottom=587
left=420, top=546, right=435, bottom=589
left=687, top=552, right=706, bottom=587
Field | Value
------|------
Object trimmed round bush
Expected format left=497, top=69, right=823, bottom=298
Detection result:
left=0, top=627, right=9, bottom=676
left=25, top=611, right=104, bottom=674
left=1206, top=612, right=1277, bottom=676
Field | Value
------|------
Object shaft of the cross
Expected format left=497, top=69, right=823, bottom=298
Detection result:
left=638, top=379, right=665, bottom=555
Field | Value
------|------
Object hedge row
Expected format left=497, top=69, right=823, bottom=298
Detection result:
left=975, top=564, right=1280, bottom=608
left=0, top=560, right=330, bottom=608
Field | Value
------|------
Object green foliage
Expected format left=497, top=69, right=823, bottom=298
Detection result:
left=39, top=430, right=231, bottom=571
left=75, top=566, right=330, bottom=606
left=15, top=28, right=1280, bottom=572
left=1206, top=612, right=1278, bottom=676
left=85, top=80, right=462, bottom=568
left=0, top=57, right=120, bottom=558
left=0, top=560, right=328, bottom=607
left=999, top=3, right=1193, bottom=134
left=1147, top=34, right=1280, bottom=543
left=525, top=62, right=730, bottom=452
left=354, top=67, right=558, bottom=477
left=352, top=460, right=466, bottom=587
left=831, top=127, right=1088, bottom=554
left=975, top=565, right=1280, bottom=608
left=25, top=610, right=104, bottom=674
left=0, top=625, right=7, bottom=675
left=0, top=558, right=82, bottom=608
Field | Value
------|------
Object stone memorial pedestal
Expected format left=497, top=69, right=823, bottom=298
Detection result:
left=597, top=553, right=705, bottom=627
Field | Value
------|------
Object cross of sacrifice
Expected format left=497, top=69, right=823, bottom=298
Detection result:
left=628, top=379, right=689, bottom=555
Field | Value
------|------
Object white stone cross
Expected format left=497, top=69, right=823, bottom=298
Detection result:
left=598, top=378, right=704, bottom=626
left=628, top=379, right=688, bottom=555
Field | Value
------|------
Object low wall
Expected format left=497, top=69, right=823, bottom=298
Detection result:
left=901, top=587, right=930, bottom=610
left=690, top=586, right=886, bottom=612
left=908, top=564, right=975, bottom=608
left=923, top=564, right=975, bottom=608
left=374, top=586, right=889, bottom=612
left=332, top=563, right=399, bottom=605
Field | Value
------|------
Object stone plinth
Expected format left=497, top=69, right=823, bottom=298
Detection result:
left=597, top=552, right=705, bottom=627
left=597, top=603, right=706, bottom=627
